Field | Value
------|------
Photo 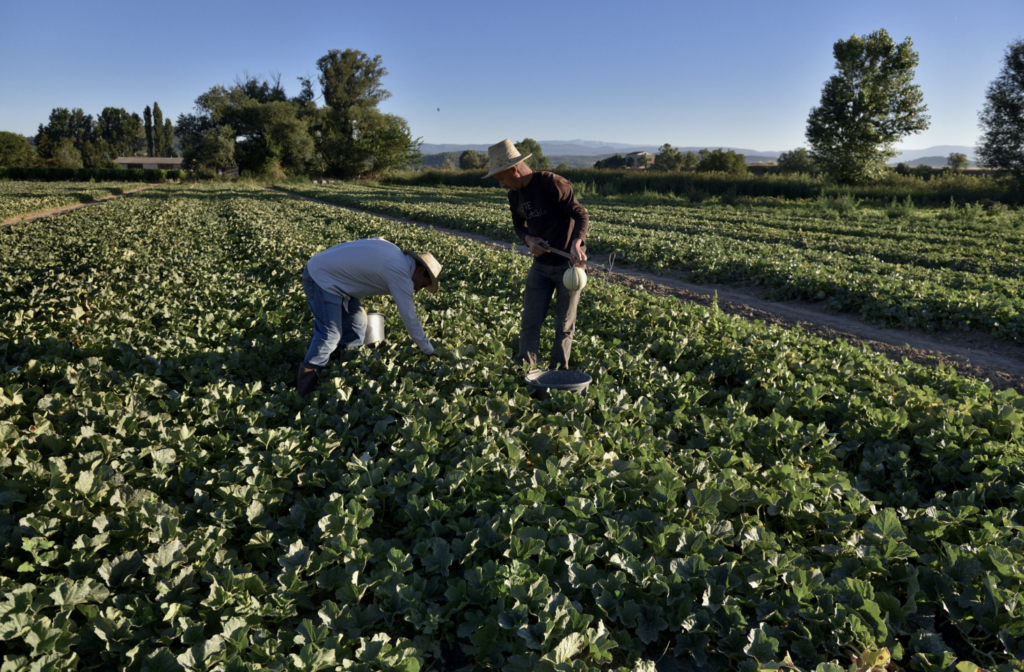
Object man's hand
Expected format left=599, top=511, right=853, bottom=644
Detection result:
left=525, top=235, right=548, bottom=257
left=570, top=239, right=588, bottom=264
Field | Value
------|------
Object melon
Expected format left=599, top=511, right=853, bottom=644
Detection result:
left=563, top=265, right=587, bottom=291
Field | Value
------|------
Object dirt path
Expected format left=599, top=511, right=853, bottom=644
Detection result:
left=269, top=186, right=1020, bottom=392
left=0, top=185, right=157, bottom=228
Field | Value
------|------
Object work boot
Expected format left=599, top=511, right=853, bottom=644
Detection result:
left=296, top=365, right=319, bottom=398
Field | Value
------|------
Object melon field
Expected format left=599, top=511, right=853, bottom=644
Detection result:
left=279, top=182, right=1024, bottom=344
left=0, top=181, right=145, bottom=223
left=2, top=182, right=1024, bottom=671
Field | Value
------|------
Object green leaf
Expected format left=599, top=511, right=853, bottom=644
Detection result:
left=864, top=509, right=906, bottom=540
left=279, top=539, right=311, bottom=573
left=138, top=649, right=185, bottom=672
left=744, top=627, right=780, bottom=664
left=686, top=487, right=722, bottom=515
left=98, top=550, right=143, bottom=587
left=635, top=605, right=668, bottom=645
left=50, top=578, right=109, bottom=609
left=545, top=632, right=585, bottom=665
left=150, top=448, right=176, bottom=465
left=145, top=540, right=185, bottom=574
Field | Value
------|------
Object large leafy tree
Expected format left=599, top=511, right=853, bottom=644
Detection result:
left=176, top=112, right=215, bottom=169
left=653, top=143, right=683, bottom=171
left=96, top=107, right=144, bottom=158
left=514, top=138, right=549, bottom=171
left=977, top=39, right=1024, bottom=175
left=775, top=147, right=818, bottom=174
left=594, top=153, right=627, bottom=169
left=806, top=29, right=929, bottom=183
left=180, top=76, right=314, bottom=175
left=459, top=149, right=483, bottom=170
left=195, top=126, right=237, bottom=173
left=0, top=131, right=36, bottom=167
left=947, top=152, right=969, bottom=170
left=696, top=148, right=748, bottom=174
left=314, top=49, right=421, bottom=177
left=36, top=108, right=97, bottom=167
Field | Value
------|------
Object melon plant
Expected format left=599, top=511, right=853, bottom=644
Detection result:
left=0, top=181, right=144, bottom=221
left=0, top=183, right=1021, bottom=671
left=282, top=181, right=1024, bottom=343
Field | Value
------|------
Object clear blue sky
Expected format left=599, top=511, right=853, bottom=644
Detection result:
left=1, top=0, right=1020, bottom=153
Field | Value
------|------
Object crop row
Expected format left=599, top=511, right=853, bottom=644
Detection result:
left=0, top=181, right=148, bottom=222
left=278, top=182, right=1024, bottom=343
left=1, top=184, right=1023, bottom=670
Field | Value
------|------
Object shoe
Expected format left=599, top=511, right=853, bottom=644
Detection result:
left=296, top=365, right=319, bottom=398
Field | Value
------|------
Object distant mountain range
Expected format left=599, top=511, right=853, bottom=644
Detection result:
left=419, top=141, right=978, bottom=167
left=888, top=145, right=976, bottom=165
left=897, top=156, right=980, bottom=168
left=421, top=140, right=782, bottom=161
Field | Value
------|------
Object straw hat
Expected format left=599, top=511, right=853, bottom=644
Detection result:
left=482, top=139, right=532, bottom=179
left=406, top=251, right=442, bottom=294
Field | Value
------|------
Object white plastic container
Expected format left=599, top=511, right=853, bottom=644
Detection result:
left=363, top=312, right=385, bottom=346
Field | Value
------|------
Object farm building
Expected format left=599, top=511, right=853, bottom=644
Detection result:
left=625, top=151, right=655, bottom=168
left=114, top=156, right=184, bottom=170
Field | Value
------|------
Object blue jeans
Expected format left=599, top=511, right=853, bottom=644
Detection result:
left=302, top=266, right=367, bottom=369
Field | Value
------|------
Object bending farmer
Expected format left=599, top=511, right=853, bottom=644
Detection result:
left=298, top=237, right=442, bottom=397
left=485, top=139, right=589, bottom=370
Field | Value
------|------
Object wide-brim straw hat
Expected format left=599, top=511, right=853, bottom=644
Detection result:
left=483, top=139, right=532, bottom=179
left=406, top=251, right=442, bottom=294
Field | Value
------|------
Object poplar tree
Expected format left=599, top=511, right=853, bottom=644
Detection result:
left=144, top=105, right=154, bottom=157
left=153, top=103, right=165, bottom=156
left=163, top=119, right=175, bottom=156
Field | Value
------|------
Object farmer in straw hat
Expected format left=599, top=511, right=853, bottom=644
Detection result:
left=296, top=237, right=443, bottom=397
left=485, top=139, right=590, bottom=370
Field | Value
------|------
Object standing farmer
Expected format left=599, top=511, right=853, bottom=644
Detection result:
left=485, top=139, right=589, bottom=370
left=298, top=237, right=442, bottom=397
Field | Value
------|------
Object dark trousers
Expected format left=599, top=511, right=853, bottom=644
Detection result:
left=518, top=261, right=581, bottom=370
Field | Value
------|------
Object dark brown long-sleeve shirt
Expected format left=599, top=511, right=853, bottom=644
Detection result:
left=508, top=172, right=589, bottom=266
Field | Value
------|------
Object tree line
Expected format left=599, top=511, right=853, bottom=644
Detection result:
left=1, top=49, right=422, bottom=179
left=604, top=31, right=1024, bottom=184
left=173, top=50, right=420, bottom=178
left=0, top=103, right=174, bottom=170
left=4, top=35, right=1024, bottom=183
left=451, top=139, right=550, bottom=172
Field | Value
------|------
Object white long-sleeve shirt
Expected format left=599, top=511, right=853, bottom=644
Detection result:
left=306, top=238, right=434, bottom=354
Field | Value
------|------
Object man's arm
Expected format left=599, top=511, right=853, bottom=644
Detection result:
left=555, top=179, right=589, bottom=262
left=388, top=276, right=434, bottom=355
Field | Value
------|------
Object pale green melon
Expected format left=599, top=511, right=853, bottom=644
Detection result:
left=563, top=265, right=587, bottom=291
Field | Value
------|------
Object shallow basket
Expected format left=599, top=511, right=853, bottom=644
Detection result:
left=524, top=369, right=592, bottom=395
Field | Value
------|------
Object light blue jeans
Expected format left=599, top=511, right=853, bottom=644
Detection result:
left=302, top=266, right=366, bottom=369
